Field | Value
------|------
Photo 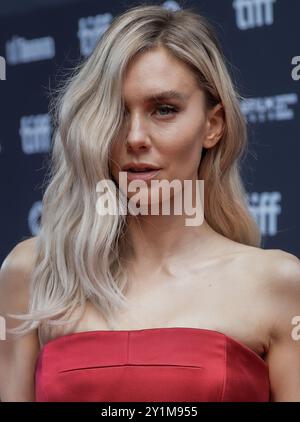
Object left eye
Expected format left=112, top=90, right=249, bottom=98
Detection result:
left=156, top=105, right=178, bottom=116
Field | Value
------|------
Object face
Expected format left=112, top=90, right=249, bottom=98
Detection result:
left=109, top=46, right=223, bottom=205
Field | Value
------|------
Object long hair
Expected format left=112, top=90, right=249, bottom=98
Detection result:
left=8, top=4, right=261, bottom=341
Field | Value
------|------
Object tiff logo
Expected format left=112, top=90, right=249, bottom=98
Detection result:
left=77, top=13, right=112, bottom=57
left=0, top=56, right=6, bottom=80
left=233, top=0, right=276, bottom=30
left=19, top=114, right=52, bottom=154
left=247, top=192, right=281, bottom=236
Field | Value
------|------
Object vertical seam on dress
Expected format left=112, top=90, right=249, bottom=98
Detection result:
left=126, top=331, right=130, bottom=365
left=220, top=336, right=227, bottom=401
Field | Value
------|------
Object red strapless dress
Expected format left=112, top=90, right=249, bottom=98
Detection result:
left=35, top=327, right=270, bottom=402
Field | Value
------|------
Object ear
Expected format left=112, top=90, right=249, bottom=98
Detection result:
left=203, top=103, right=225, bottom=149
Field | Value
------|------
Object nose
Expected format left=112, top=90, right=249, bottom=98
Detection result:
left=125, top=112, right=151, bottom=152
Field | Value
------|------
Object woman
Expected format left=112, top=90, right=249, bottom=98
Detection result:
left=1, top=5, right=300, bottom=402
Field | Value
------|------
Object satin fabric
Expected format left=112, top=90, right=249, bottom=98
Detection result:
left=35, top=327, right=270, bottom=402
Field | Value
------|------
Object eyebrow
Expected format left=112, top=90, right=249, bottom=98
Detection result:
left=143, top=90, right=188, bottom=102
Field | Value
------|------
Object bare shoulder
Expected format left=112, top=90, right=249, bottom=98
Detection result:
left=257, top=248, right=300, bottom=311
left=1, top=236, right=38, bottom=274
left=218, top=240, right=300, bottom=307
left=245, top=249, right=300, bottom=401
left=243, top=247, right=300, bottom=288
left=238, top=246, right=300, bottom=334
left=221, top=244, right=300, bottom=400
left=0, top=237, right=38, bottom=323
left=231, top=245, right=300, bottom=289
left=0, top=237, right=39, bottom=401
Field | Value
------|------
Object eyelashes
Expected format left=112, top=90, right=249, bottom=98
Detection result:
left=123, top=104, right=180, bottom=119
left=155, top=105, right=179, bottom=117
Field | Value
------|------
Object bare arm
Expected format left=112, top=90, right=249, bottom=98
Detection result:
left=0, top=238, right=39, bottom=402
left=265, top=251, right=300, bottom=401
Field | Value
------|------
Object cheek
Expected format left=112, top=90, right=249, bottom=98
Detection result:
left=165, top=133, right=202, bottom=169
left=109, top=143, right=122, bottom=173
left=162, top=114, right=205, bottom=157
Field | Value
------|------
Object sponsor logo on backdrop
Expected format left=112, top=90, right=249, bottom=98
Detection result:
left=240, top=93, right=298, bottom=122
left=247, top=192, right=281, bottom=236
left=233, top=0, right=276, bottom=30
left=0, top=56, right=6, bottom=80
left=77, top=2, right=181, bottom=57
left=19, top=114, right=52, bottom=154
left=5, top=36, right=55, bottom=65
left=162, top=1, right=181, bottom=11
left=77, top=13, right=113, bottom=57
left=28, top=201, right=42, bottom=235
left=0, top=56, right=5, bottom=155
left=292, top=56, right=300, bottom=81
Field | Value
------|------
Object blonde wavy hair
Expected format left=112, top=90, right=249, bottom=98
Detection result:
left=8, top=4, right=261, bottom=340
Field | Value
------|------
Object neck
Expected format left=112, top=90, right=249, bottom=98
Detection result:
left=123, top=177, right=218, bottom=275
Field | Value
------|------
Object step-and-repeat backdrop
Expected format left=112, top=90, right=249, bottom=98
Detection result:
left=0, top=0, right=299, bottom=263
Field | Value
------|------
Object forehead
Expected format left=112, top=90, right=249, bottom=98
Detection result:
left=122, top=47, right=198, bottom=101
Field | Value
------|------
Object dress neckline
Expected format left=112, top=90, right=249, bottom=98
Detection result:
left=38, top=326, right=267, bottom=367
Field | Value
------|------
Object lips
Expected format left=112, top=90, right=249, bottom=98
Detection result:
left=123, top=162, right=161, bottom=170
left=125, top=168, right=161, bottom=181
left=129, top=168, right=155, bottom=172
